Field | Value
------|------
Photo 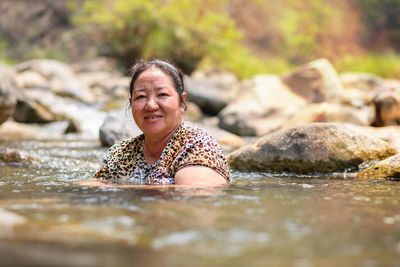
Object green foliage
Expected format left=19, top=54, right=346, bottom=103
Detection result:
left=274, top=0, right=341, bottom=63
left=335, top=53, right=400, bottom=78
left=73, top=0, right=265, bottom=77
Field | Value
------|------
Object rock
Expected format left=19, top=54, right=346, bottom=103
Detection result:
left=0, top=148, right=37, bottom=166
left=371, top=80, right=400, bottom=126
left=0, top=208, right=26, bottom=229
left=99, top=110, right=142, bottom=147
left=219, top=75, right=306, bottom=136
left=0, top=121, right=40, bottom=140
left=359, top=125, right=400, bottom=151
left=339, top=72, right=385, bottom=93
left=184, top=102, right=204, bottom=122
left=357, top=153, right=400, bottom=179
left=284, top=102, right=373, bottom=127
left=65, top=118, right=82, bottom=133
left=0, top=64, right=18, bottom=124
left=184, top=70, right=239, bottom=116
left=13, top=98, right=59, bottom=123
left=282, top=58, right=345, bottom=103
left=15, top=70, right=48, bottom=89
left=0, top=120, right=71, bottom=140
left=227, top=122, right=398, bottom=174
left=76, top=72, right=130, bottom=102
left=15, top=59, right=95, bottom=103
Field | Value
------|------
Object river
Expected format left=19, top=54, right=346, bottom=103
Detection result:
left=0, top=138, right=399, bottom=267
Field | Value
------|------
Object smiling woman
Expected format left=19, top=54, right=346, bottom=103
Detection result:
left=88, top=59, right=230, bottom=186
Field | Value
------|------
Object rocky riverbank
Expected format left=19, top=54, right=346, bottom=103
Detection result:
left=0, top=58, right=399, bottom=177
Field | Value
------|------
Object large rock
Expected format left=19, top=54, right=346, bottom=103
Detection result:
left=185, top=70, right=239, bottom=116
left=218, top=75, right=306, bottom=136
left=339, top=72, right=386, bottom=93
left=227, top=122, right=398, bottom=174
left=339, top=72, right=385, bottom=109
left=357, top=153, right=400, bottom=179
left=13, top=98, right=59, bottom=123
left=282, top=58, right=345, bottom=103
left=76, top=72, right=130, bottom=102
left=371, top=80, right=400, bottom=126
left=0, top=120, right=70, bottom=141
left=99, top=110, right=142, bottom=147
left=360, top=125, right=400, bottom=151
left=283, top=103, right=373, bottom=127
left=15, top=59, right=95, bottom=102
left=0, top=64, right=18, bottom=124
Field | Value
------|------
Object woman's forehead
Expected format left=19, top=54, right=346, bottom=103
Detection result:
left=136, top=67, right=172, bottom=83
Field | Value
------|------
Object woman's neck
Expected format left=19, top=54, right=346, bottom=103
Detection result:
left=143, top=124, right=181, bottom=165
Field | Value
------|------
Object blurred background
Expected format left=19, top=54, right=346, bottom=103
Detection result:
left=1, top=0, right=400, bottom=79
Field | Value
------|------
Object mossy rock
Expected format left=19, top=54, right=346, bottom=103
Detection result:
left=228, top=122, right=398, bottom=174
left=357, top=153, right=400, bottom=179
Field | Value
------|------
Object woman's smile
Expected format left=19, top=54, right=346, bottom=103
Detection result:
left=144, top=114, right=163, bottom=120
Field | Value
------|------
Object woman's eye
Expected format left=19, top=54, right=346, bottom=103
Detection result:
left=134, top=95, right=146, bottom=100
left=159, top=93, right=169, bottom=97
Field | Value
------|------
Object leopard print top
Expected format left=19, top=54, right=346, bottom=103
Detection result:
left=94, top=122, right=230, bottom=184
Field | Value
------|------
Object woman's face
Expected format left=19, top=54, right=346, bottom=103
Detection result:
left=131, top=67, right=186, bottom=139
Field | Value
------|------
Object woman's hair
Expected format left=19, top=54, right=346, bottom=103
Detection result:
left=129, top=59, right=186, bottom=110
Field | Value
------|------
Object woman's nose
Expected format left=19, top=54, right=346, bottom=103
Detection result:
left=145, top=97, right=159, bottom=110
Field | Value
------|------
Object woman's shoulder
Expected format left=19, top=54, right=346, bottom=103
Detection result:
left=180, top=122, right=213, bottom=139
left=108, top=135, right=144, bottom=155
left=177, top=122, right=223, bottom=151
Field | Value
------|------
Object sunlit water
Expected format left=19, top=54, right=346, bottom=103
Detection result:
left=1, top=138, right=400, bottom=267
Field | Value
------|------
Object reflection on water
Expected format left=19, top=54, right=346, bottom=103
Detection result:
left=0, top=139, right=400, bottom=267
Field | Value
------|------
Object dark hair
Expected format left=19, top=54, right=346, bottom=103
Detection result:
left=129, top=59, right=186, bottom=110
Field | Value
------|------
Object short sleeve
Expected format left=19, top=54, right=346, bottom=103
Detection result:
left=175, top=135, right=230, bottom=181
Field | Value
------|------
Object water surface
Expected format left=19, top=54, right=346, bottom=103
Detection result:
left=1, top=139, right=399, bottom=267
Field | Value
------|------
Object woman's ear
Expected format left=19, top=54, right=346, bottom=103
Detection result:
left=180, top=92, right=187, bottom=112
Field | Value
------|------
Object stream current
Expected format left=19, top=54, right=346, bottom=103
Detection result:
left=0, top=138, right=400, bottom=267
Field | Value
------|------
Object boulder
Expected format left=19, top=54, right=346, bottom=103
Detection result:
left=13, top=98, right=59, bottom=123
left=0, top=148, right=37, bottom=166
left=227, top=122, right=398, bottom=174
left=184, top=102, right=204, bottom=122
left=339, top=72, right=385, bottom=93
left=76, top=72, right=130, bottom=102
left=15, top=59, right=95, bottom=103
left=65, top=118, right=82, bottom=134
left=99, top=110, right=142, bottom=147
left=360, top=125, right=400, bottom=151
left=185, top=70, right=239, bottom=116
left=0, top=64, right=18, bottom=124
left=282, top=58, right=345, bottom=103
left=283, top=102, right=373, bottom=127
left=15, top=70, right=48, bottom=89
left=371, top=80, right=400, bottom=126
left=357, top=153, right=400, bottom=179
left=0, top=121, right=40, bottom=140
left=218, top=75, right=306, bottom=136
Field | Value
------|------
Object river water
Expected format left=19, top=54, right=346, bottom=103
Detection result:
left=1, top=138, right=400, bottom=267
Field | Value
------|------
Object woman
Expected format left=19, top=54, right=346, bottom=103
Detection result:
left=92, top=59, right=230, bottom=186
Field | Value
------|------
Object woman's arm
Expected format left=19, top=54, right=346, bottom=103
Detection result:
left=174, top=166, right=227, bottom=186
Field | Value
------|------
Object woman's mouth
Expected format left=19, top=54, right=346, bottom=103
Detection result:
left=144, top=115, right=163, bottom=120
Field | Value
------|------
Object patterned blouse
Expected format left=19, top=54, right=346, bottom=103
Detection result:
left=94, top=122, right=230, bottom=184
